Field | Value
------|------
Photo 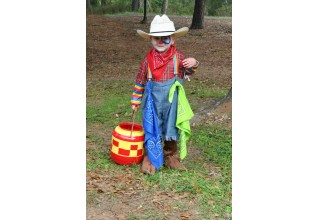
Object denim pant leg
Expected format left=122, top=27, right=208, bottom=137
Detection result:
left=150, top=85, right=166, bottom=139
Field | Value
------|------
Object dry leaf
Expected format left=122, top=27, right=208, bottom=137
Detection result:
left=180, top=213, right=191, bottom=219
left=97, top=188, right=104, bottom=193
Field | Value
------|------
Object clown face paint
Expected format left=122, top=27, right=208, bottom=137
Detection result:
left=151, top=36, right=173, bottom=53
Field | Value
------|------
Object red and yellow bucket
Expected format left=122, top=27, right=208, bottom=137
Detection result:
left=110, top=122, right=144, bottom=165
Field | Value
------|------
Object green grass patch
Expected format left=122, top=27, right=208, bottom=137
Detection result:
left=87, top=80, right=143, bottom=127
left=87, top=150, right=112, bottom=171
left=191, top=125, right=232, bottom=217
left=183, top=81, right=229, bottom=112
left=86, top=133, right=105, bottom=147
left=185, top=81, right=229, bottom=99
left=87, top=149, right=142, bottom=172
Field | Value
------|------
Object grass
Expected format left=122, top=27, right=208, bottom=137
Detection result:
left=87, top=78, right=232, bottom=219
left=183, top=80, right=229, bottom=112
left=87, top=80, right=143, bottom=127
left=190, top=125, right=232, bottom=218
left=186, top=81, right=229, bottom=99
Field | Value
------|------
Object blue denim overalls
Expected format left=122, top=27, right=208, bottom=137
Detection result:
left=141, top=54, right=183, bottom=141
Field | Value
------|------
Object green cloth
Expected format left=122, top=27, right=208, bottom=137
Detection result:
left=169, top=81, right=194, bottom=160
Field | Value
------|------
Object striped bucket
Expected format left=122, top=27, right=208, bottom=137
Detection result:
left=110, top=122, right=144, bottom=165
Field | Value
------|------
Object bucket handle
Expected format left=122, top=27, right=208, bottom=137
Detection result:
left=130, top=110, right=136, bottom=137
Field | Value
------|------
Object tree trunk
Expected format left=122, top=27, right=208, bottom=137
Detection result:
left=101, top=0, right=106, bottom=6
left=190, top=0, right=206, bottom=29
left=132, top=0, right=140, bottom=11
left=141, top=0, right=147, bottom=23
left=161, top=0, right=168, bottom=15
left=86, top=0, right=91, bottom=9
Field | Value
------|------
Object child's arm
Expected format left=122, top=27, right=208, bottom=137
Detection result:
left=131, top=58, right=148, bottom=111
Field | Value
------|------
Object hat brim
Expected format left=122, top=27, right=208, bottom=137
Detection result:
left=137, top=27, right=189, bottom=39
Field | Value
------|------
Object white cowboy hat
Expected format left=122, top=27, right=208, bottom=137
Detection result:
left=137, top=14, right=189, bottom=39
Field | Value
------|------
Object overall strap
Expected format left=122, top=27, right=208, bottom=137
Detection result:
left=147, top=66, right=152, bottom=81
left=173, top=54, right=178, bottom=76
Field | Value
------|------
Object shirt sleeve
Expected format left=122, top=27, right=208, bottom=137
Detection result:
left=130, top=57, right=148, bottom=106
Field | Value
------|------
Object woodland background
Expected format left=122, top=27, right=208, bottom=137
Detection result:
left=86, top=0, right=232, bottom=17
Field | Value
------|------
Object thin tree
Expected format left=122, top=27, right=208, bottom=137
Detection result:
left=161, top=0, right=168, bottom=15
left=190, top=0, right=206, bottom=29
left=141, top=0, right=147, bottom=23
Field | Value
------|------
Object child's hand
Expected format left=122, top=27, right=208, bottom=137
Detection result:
left=182, top=58, right=198, bottom=69
left=132, top=104, right=140, bottom=112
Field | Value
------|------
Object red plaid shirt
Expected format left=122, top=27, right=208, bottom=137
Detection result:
left=135, top=49, right=197, bottom=84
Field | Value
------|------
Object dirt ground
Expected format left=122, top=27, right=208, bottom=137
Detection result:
left=87, top=13, right=232, bottom=219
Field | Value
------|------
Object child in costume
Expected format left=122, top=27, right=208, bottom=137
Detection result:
left=130, top=15, right=199, bottom=175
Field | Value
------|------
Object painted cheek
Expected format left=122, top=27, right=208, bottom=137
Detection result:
left=151, top=40, right=157, bottom=47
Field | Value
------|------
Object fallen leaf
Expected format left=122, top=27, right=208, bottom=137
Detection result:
left=180, top=213, right=191, bottom=219
left=97, top=188, right=104, bottom=193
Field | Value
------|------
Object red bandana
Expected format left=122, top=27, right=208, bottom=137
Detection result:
left=147, top=45, right=177, bottom=79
